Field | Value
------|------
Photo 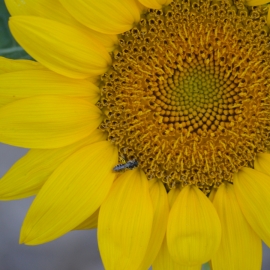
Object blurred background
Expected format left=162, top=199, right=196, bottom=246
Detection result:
left=0, top=0, right=270, bottom=269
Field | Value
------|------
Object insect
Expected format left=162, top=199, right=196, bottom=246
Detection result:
left=113, top=159, right=139, bottom=172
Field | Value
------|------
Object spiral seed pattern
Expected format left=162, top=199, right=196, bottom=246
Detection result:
left=98, top=0, right=270, bottom=192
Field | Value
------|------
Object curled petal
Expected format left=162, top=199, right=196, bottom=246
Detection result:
left=167, top=186, right=221, bottom=265
left=153, top=238, right=201, bottom=270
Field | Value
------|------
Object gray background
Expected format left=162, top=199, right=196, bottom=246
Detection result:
left=0, top=144, right=103, bottom=270
left=0, top=0, right=270, bottom=269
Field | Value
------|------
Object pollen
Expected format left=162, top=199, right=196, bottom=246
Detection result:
left=98, top=0, right=270, bottom=193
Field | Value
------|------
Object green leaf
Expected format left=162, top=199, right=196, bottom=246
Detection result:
left=202, top=263, right=211, bottom=270
left=0, top=1, right=32, bottom=59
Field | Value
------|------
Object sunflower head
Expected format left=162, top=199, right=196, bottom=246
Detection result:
left=98, top=0, right=270, bottom=193
left=1, top=0, right=270, bottom=269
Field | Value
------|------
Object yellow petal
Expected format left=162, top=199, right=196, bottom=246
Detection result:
left=167, top=186, right=221, bottom=265
left=98, top=169, right=153, bottom=270
left=138, top=0, right=172, bottom=9
left=153, top=187, right=201, bottom=270
left=0, top=57, right=45, bottom=74
left=59, top=0, right=141, bottom=34
left=234, top=167, right=270, bottom=247
left=5, top=0, right=118, bottom=51
left=211, top=183, right=262, bottom=270
left=74, top=208, right=99, bottom=230
left=0, top=95, right=103, bottom=149
left=20, top=141, right=118, bottom=245
left=138, top=179, right=169, bottom=270
left=0, top=70, right=100, bottom=107
left=5, top=0, right=79, bottom=24
left=209, top=188, right=217, bottom=202
left=9, top=16, right=111, bottom=79
left=89, top=31, right=118, bottom=52
left=245, top=0, right=269, bottom=6
left=0, top=129, right=107, bottom=200
left=168, top=187, right=181, bottom=208
left=153, top=238, right=201, bottom=270
left=254, top=153, right=270, bottom=177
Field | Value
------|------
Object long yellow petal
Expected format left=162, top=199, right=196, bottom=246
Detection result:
left=74, top=209, right=99, bottom=230
left=255, top=153, right=270, bottom=177
left=0, top=57, right=45, bottom=74
left=245, top=0, right=269, bottom=6
left=59, top=0, right=141, bottom=34
left=5, top=0, right=79, bottom=24
left=20, top=141, right=118, bottom=245
left=211, top=183, right=262, bottom=270
left=98, top=169, right=153, bottom=270
left=0, top=95, right=103, bottom=149
left=209, top=188, right=217, bottom=202
left=139, top=0, right=172, bottom=9
left=153, top=238, right=201, bottom=270
left=153, top=238, right=181, bottom=270
left=0, top=70, right=100, bottom=107
left=5, top=0, right=118, bottom=51
left=167, top=186, right=221, bottom=265
left=153, top=187, right=201, bottom=270
left=168, top=187, right=181, bottom=207
left=138, top=179, right=169, bottom=270
left=0, top=129, right=107, bottom=200
left=9, top=16, right=111, bottom=79
left=234, top=167, right=270, bottom=247
left=88, top=31, right=118, bottom=52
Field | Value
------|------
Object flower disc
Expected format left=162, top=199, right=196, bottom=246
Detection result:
left=99, top=0, right=270, bottom=192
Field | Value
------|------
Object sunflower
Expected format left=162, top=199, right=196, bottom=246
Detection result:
left=1, top=0, right=270, bottom=269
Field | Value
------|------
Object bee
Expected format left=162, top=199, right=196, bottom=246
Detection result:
left=113, top=159, right=139, bottom=172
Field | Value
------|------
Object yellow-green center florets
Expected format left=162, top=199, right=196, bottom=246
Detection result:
left=98, top=0, right=270, bottom=193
